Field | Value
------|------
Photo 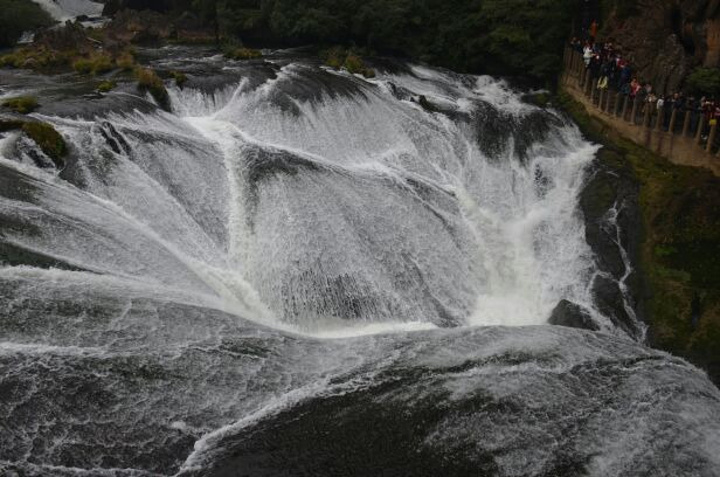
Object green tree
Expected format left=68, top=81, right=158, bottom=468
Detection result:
left=686, top=68, right=720, bottom=97
left=0, top=0, right=54, bottom=47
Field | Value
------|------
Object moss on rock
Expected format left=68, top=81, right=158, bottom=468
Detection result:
left=0, top=119, right=68, bottom=166
left=135, top=67, right=170, bottom=111
left=224, top=47, right=262, bottom=60
left=171, top=70, right=188, bottom=89
left=73, top=52, right=115, bottom=75
left=322, top=48, right=376, bottom=78
left=2, top=96, right=38, bottom=114
left=97, top=80, right=117, bottom=93
left=21, top=122, right=68, bottom=164
left=559, top=90, right=720, bottom=385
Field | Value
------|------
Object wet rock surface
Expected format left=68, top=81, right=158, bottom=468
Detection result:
left=549, top=299, right=600, bottom=331
left=579, top=146, right=644, bottom=338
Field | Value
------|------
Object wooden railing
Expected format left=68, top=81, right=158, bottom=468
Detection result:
left=561, top=47, right=720, bottom=175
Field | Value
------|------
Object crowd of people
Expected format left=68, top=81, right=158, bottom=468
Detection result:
left=569, top=37, right=720, bottom=140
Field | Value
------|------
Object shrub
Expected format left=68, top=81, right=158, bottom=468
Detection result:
left=0, top=0, right=54, bottom=48
left=97, top=80, right=117, bottom=93
left=686, top=68, right=720, bottom=97
left=322, top=46, right=346, bottom=69
left=343, top=53, right=365, bottom=75
left=322, top=48, right=375, bottom=78
left=135, top=67, right=170, bottom=111
left=22, top=122, right=67, bottom=163
left=116, top=51, right=135, bottom=70
left=2, top=96, right=38, bottom=114
left=0, top=46, right=74, bottom=71
left=171, top=71, right=188, bottom=88
left=72, top=52, right=114, bottom=75
left=225, top=47, right=262, bottom=60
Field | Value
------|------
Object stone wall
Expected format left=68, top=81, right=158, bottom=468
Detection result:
left=600, top=0, right=720, bottom=94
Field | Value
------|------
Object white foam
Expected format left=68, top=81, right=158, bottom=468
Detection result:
left=31, top=0, right=103, bottom=21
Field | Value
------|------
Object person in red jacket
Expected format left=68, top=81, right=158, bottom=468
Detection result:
left=590, top=20, right=598, bottom=40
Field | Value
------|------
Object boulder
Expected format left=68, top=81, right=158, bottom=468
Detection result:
left=548, top=300, right=600, bottom=331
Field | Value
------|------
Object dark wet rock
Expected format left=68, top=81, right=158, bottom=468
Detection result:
left=0, top=117, right=67, bottom=169
left=592, top=274, right=637, bottom=336
left=0, top=165, right=40, bottom=203
left=98, top=121, right=131, bottom=155
left=0, top=242, right=88, bottom=271
left=473, top=101, right=512, bottom=158
left=418, top=94, right=438, bottom=112
left=268, top=65, right=372, bottom=113
left=244, top=145, right=320, bottom=186
left=176, top=327, right=720, bottom=477
left=34, top=83, right=157, bottom=119
left=549, top=300, right=600, bottom=331
left=473, top=105, right=562, bottom=161
left=579, top=147, right=644, bottom=336
left=387, top=81, right=414, bottom=101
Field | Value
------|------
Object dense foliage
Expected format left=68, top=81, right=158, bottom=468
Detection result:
left=599, top=0, right=639, bottom=22
left=686, top=67, right=720, bottom=97
left=126, top=0, right=576, bottom=81
left=0, top=0, right=53, bottom=47
left=254, top=0, right=573, bottom=80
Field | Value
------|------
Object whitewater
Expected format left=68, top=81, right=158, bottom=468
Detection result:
left=0, top=48, right=719, bottom=476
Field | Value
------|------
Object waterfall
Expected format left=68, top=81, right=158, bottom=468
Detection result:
left=1, top=51, right=718, bottom=476
left=30, top=0, right=104, bottom=21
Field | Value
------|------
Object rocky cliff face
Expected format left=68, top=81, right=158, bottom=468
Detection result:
left=602, top=0, right=720, bottom=93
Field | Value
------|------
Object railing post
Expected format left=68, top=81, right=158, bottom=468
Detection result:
left=585, top=72, right=593, bottom=94
left=572, top=53, right=578, bottom=77
left=668, top=109, right=679, bottom=134
left=591, top=79, right=598, bottom=103
left=615, top=94, right=622, bottom=117
left=621, top=95, right=630, bottom=120
left=598, top=88, right=605, bottom=110
left=630, top=97, right=639, bottom=124
left=656, top=107, right=664, bottom=131
left=706, top=121, right=717, bottom=152
left=605, top=89, right=613, bottom=113
left=682, top=110, right=692, bottom=137
left=696, top=116, right=706, bottom=144
left=643, top=102, right=652, bottom=128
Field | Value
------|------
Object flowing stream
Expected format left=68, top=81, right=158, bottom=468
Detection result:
left=1, top=49, right=719, bottom=476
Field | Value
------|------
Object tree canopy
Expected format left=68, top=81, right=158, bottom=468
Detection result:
left=0, top=0, right=54, bottom=47
left=195, top=0, right=576, bottom=81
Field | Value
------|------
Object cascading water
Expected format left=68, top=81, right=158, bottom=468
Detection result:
left=30, top=0, right=104, bottom=21
left=1, top=49, right=719, bottom=476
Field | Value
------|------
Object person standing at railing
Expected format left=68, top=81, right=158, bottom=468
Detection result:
left=657, top=95, right=666, bottom=130
left=646, top=93, right=658, bottom=124
left=583, top=42, right=593, bottom=66
left=672, top=92, right=686, bottom=133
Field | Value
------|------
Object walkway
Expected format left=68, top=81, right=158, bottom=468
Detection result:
left=562, top=47, right=720, bottom=176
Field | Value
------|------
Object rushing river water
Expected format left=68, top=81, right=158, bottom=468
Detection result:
left=1, top=48, right=719, bottom=476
